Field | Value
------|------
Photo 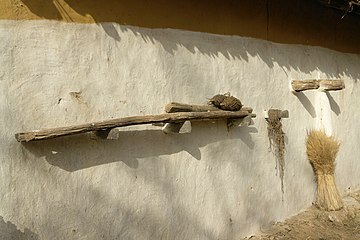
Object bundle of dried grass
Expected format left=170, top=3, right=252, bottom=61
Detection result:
left=266, top=111, right=286, bottom=196
left=306, top=130, right=343, bottom=211
left=208, top=93, right=242, bottom=111
left=209, top=94, right=227, bottom=107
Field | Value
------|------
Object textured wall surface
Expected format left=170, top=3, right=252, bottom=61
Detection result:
left=0, top=20, right=359, bottom=239
left=1, top=0, right=360, bottom=54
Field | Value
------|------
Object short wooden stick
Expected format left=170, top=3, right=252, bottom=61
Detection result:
left=163, top=102, right=253, bottom=133
left=264, top=109, right=289, bottom=119
left=165, top=102, right=253, bottom=113
left=291, top=79, right=344, bottom=92
left=291, top=80, right=319, bottom=92
left=162, top=122, right=185, bottom=134
left=319, top=80, right=345, bottom=91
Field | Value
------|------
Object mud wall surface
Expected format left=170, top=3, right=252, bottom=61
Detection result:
left=0, top=20, right=359, bottom=239
left=1, top=0, right=360, bottom=53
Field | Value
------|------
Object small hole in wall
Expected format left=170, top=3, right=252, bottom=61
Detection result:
left=58, top=98, right=62, bottom=104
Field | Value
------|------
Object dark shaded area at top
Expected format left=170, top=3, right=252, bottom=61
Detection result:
left=21, top=0, right=360, bottom=54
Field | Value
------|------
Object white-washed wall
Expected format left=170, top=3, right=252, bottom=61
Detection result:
left=0, top=20, right=359, bottom=239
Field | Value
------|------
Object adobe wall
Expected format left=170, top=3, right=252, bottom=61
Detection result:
left=0, top=20, right=359, bottom=239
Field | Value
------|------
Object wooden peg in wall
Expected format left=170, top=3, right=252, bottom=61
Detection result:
left=162, top=121, right=192, bottom=134
left=90, top=129, right=112, bottom=140
left=263, top=109, right=289, bottom=119
left=291, top=79, right=345, bottom=92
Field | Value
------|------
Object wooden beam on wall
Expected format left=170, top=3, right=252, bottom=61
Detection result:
left=291, top=79, right=345, bottom=92
left=15, top=110, right=254, bottom=142
left=291, top=80, right=319, bottom=92
left=319, top=80, right=345, bottom=91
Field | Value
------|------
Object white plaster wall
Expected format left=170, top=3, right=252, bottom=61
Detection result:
left=0, top=20, right=359, bottom=240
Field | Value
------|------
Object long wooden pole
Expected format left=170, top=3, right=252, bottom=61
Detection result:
left=15, top=110, right=255, bottom=142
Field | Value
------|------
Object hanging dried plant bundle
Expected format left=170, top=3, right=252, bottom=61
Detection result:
left=208, top=93, right=243, bottom=111
left=266, top=111, right=286, bottom=196
left=306, top=130, right=343, bottom=211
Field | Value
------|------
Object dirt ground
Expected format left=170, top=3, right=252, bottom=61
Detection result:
left=245, top=191, right=360, bottom=240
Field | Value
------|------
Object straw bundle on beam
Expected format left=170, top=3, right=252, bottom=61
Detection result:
left=208, top=93, right=243, bottom=111
left=306, top=130, right=343, bottom=211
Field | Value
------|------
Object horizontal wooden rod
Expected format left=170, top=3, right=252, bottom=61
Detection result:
left=15, top=110, right=255, bottom=142
left=163, top=103, right=252, bottom=134
left=165, top=102, right=253, bottom=113
left=291, top=79, right=344, bottom=92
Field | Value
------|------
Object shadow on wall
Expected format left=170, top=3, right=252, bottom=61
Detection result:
left=106, top=23, right=360, bottom=82
left=326, top=92, right=341, bottom=116
left=19, top=0, right=360, bottom=54
left=23, top=0, right=360, bottom=81
left=23, top=122, right=258, bottom=172
left=19, top=123, right=271, bottom=239
left=9, top=0, right=360, bottom=82
left=292, top=92, right=317, bottom=118
left=0, top=216, right=39, bottom=240
left=292, top=90, right=342, bottom=118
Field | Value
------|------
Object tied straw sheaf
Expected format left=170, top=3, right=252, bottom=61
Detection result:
left=306, top=130, right=343, bottom=211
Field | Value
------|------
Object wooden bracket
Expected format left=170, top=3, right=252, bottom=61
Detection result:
left=227, top=114, right=256, bottom=129
left=91, top=129, right=111, bottom=139
left=291, top=79, right=345, bottom=92
left=162, top=121, right=192, bottom=134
